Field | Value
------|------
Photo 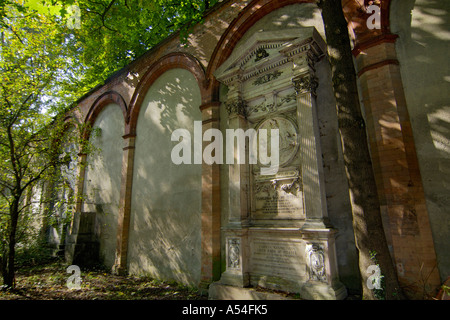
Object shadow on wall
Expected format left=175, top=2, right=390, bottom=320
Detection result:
left=391, top=0, right=450, bottom=281
left=127, top=68, right=203, bottom=286
left=83, top=103, right=124, bottom=269
left=218, top=3, right=360, bottom=294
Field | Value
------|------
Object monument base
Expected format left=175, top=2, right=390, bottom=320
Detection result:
left=208, top=281, right=347, bottom=300
left=219, top=270, right=250, bottom=288
left=208, top=282, right=296, bottom=300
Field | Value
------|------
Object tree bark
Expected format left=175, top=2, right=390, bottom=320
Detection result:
left=3, top=195, right=19, bottom=289
left=317, top=0, right=405, bottom=299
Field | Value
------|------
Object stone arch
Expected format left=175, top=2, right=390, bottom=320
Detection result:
left=206, top=0, right=396, bottom=97
left=127, top=67, right=203, bottom=285
left=82, top=102, right=125, bottom=269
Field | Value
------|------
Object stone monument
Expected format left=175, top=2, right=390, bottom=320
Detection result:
left=211, top=27, right=347, bottom=300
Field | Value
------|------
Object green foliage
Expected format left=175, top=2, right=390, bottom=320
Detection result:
left=1, top=0, right=221, bottom=111
left=70, top=0, right=219, bottom=96
left=14, top=240, right=56, bottom=269
left=1, top=0, right=220, bottom=105
left=0, top=4, right=100, bottom=286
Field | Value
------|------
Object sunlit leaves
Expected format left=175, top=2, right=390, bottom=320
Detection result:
left=56, top=0, right=218, bottom=97
left=2, top=0, right=220, bottom=107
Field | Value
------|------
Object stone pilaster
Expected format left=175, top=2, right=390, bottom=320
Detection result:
left=220, top=81, right=251, bottom=287
left=290, top=58, right=329, bottom=230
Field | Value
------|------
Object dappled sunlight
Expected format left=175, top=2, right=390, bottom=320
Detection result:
left=127, top=68, right=202, bottom=286
left=82, top=103, right=124, bottom=268
left=389, top=0, right=450, bottom=281
left=411, top=6, right=450, bottom=41
left=428, top=107, right=450, bottom=154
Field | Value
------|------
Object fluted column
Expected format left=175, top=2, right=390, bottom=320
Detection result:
left=291, top=57, right=329, bottom=230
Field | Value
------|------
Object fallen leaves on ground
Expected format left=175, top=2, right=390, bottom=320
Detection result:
left=0, top=261, right=207, bottom=300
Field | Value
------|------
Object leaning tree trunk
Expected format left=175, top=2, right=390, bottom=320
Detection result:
left=317, top=0, right=405, bottom=300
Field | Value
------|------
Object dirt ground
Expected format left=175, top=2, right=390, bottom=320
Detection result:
left=0, top=260, right=207, bottom=300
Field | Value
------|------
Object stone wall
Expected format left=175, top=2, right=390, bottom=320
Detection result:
left=61, top=0, right=448, bottom=299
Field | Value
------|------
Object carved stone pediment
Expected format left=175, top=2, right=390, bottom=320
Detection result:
left=214, top=27, right=326, bottom=86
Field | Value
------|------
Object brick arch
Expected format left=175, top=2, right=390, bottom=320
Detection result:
left=127, top=52, right=207, bottom=135
left=84, top=90, right=128, bottom=140
left=63, top=113, right=80, bottom=131
left=341, top=0, right=397, bottom=56
left=206, top=0, right=394, bottom=88
left=206, top=0, right=317, bottom=100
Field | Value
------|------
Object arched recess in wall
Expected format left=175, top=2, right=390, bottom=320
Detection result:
left=207, top=0, right=363, bottom=292
left=206, top=0, right=395, bottom=87
left=84, top=91, right=128, bottom=140
left=58, top=119, right=81, bottom=240
left=41, top=116, right=81, bottom=251
left=206, top=0, right=317, bottom=100
left=127, top=66, right=203, bottom=286
left=82, top=98, right=125, bottom=269
left=127, top=53, right=207, bottom=135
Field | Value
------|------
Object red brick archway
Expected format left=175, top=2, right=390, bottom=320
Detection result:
left=205, top=0, right=394, bottom=100
left=84, top=90, right=128, bottom=140
left=126, top=52, right=207, bottom=136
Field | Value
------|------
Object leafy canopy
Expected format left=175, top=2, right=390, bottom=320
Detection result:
left=2, top=0, right=220, bottom=106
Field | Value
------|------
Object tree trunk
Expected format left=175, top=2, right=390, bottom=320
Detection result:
left=317, top=0, right=405, bottom=300
left=3, top=196, right=19, bottom=289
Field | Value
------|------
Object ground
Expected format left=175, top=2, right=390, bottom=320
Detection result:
left=0, top=259, right=207, bottom=300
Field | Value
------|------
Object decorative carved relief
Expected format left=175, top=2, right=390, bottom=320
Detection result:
left=276, top=177, right=301, bottom=195
left=292, top=74, right=318, bottom=96
left=248, top=101, right=276, bottom=115
left=227, top=238, right=241, bottom=269
left=278, top=92, right=297, bottom=106
left=306, top=243, right=327, bottom=282
left=256, top=117, right=299, bottom=168
left=247, top=92, right=297, bottom=116
left=253, top=70, right=283, bottom=86
left=226, top=99, right=247, bottom=117
left=254, top=48, right=269, bottom=62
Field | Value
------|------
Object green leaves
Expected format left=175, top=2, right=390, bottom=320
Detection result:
left=57, top=0, right=219, bottom=96
left=2, top=0, right=220, bottom=108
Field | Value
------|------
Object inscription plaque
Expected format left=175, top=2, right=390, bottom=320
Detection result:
left=251, top=239, right=306, bottom=278
left=254, top=183, right=303, bottom=218
left=253, top=169, right=303, bottom=219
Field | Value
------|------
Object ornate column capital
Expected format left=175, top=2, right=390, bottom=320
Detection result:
left=225, top=98, right=247, bottom=118
left=292, top=74, right=319, bottom=96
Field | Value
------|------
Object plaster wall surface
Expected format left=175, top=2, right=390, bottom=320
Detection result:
left=127, top=68, right=203, bottom=286
left=83, top=103, right=124, bottom=268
